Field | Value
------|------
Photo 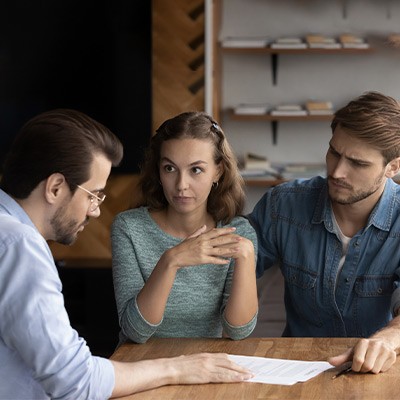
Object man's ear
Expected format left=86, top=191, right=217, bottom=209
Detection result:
left=44, top=173, right=67, bottom=204
left=385, top=157, right=400, bottom=178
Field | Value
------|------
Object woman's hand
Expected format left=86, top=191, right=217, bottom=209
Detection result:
left=163, top=226, right=242, bottom=270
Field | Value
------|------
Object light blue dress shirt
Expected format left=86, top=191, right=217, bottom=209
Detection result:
left=0, top=189, right=114, bottom=400
left=248, top=176, right=400, bottom=338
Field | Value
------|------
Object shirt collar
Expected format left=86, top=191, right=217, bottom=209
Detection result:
left=311, top=179, right=397, bottom=233
left=0, top=188, right=37, bottom=230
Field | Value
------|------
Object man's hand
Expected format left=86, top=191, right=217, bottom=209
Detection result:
left=328, top=338, right=396, bottom=374
left=111, top=353, right=254, bottom=397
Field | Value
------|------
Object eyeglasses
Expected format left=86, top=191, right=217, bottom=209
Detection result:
left=76, top=184, right=106, bottom=212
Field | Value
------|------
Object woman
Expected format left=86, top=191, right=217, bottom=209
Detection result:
left=111, top=111, right=258, bottom=344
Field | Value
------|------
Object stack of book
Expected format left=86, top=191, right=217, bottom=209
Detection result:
left=305, top=101, right=334, bottom=115
left=305, top=35, right=341, bottom=49
left=270, top=104, right=307, bottom=116
left=276, top=162, right=326, bottom=180
left=339, top=34, right=369, bottom=49
left=270, top=37, right=307, bottom=49
left=240, top=153, right=281, bottom=178
left=388, top=34, right=400, bottom=48
left=221, top=36, right=270, bottom=48
left=233, top=103, right=270, bottom=115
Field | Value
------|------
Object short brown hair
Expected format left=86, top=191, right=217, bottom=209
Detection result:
left=331, top=91, right=400, bottom=164
left=0, top=109, right=123, bottom=198
left=139, top=111, right=245, bottom=224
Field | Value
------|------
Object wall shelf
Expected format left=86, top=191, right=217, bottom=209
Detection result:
left=221, top=46, right=374, bottom=85
left=244, top=177, right=287, bottom=187
left=230, top=110, right=333, bottom=144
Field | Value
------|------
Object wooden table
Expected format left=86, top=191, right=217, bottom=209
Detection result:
left=110, top=337, right=399, bottom=399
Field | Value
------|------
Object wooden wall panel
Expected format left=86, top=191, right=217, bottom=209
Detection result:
left=51, top=1, right=207, bottom=264
left=152, top=0, right=205, bottom=132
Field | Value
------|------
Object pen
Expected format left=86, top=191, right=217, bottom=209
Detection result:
left=332, top=366, right=352, bottom=380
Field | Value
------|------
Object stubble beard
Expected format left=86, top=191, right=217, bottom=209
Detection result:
left=329, top=172, right=385, bottom=206
left=50, top=206, right=84, bottom=246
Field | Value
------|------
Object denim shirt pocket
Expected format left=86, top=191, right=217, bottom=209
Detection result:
left=282, top=263, right=323, bottom=327
left=353, top=275, right=394, bottom=337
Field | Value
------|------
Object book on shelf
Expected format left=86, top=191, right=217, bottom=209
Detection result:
left=221, top=36, right=270, bottom=48
left=275, top=162, right=326, bottom=180
left=233, top=103, right=270, bottom=115
left=339, top=34, right=369, bottom=49
left=270, top=37, right=307, bottom=49
left=305, top=101, right=334, bottom=115
left=270, top=104, right=307, bottom=116
left=240, top=168, right=282, bottom=178
left=305, top=34, right=341, bottom=49
left=244, top=152, right=270, bottom=170
left=388, top=34, right=400, bottom=48
left=240, top=153, right=282, bottom=178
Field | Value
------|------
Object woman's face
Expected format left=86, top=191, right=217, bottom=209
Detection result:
left=159, top=138, right=221, bottom=216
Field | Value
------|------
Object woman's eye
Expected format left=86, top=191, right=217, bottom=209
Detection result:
left=163, top=165, right=175, bottom=172
left=192, top=167, right=202, bottom=174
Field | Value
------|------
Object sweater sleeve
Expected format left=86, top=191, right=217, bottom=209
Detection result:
left=220, top=216, right=258, bottom=340
left=111, top=211, right=162, bottom=344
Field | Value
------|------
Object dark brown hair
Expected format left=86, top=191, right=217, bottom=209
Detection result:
left=139, top=111, right=245, bottom=224
left=332, top=91, right=400, bottom=164
left=0, top=109, right=123, bottom=198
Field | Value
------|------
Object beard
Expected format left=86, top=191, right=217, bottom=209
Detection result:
left=328, top=172, right=385, bottom=205
left=50, top=206, right=87, bottom=245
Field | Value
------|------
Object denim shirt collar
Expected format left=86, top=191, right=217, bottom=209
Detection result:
left=311, top=179, right=397, bottom=234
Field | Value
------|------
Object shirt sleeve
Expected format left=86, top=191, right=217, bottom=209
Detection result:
left=220, top=217, right=258, bottom=340
left=111, top=213, right=161, bottom=343
left=247, top=188, right=280, bottom=278
left=0, top=233, right=115, bottom=400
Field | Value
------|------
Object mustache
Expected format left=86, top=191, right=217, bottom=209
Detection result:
left=328, top=176, right=352, bottom=189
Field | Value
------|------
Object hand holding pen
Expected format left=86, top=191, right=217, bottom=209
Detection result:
left=331, top=365, right=352, bottom=380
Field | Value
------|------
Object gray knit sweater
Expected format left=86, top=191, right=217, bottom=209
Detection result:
left=111, top=207, right=258, bottom=344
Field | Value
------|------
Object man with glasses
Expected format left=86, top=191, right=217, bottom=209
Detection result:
left=0, top=109, right=252, bottom=400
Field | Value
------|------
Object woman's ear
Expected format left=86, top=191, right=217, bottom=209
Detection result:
left=215, top=162, right=224, bottom=182
left=385, top=157, right=400, bottom=178
left=44, top=173, right=66, bottom=204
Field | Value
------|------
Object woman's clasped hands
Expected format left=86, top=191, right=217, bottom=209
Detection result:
left=163, top=225, right=254, bottom=270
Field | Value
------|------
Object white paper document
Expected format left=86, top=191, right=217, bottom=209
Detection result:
left=228, top=355, right=332, bottom=385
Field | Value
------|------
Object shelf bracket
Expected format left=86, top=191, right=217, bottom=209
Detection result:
left=271, top=121, right=278, bottom=145
left=387, top=0, right=392, bottom=18
left=271, top=53, right=278, bottom=85
left=342, top=0, right=348, bottom=19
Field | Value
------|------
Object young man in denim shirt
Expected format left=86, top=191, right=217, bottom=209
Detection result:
left=248, top=91, right=400, bottom=375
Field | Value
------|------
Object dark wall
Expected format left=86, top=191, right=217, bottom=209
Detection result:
left=0, top=0, right=151, bottom=173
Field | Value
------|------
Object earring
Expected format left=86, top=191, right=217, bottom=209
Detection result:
left=212, top=181, right=219, bottom=189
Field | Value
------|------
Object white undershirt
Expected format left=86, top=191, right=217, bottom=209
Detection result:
left=332, top=212, right=351, bottom=277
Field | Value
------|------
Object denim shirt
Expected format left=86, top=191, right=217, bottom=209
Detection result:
left=248, top=176, right=400, bottom=338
